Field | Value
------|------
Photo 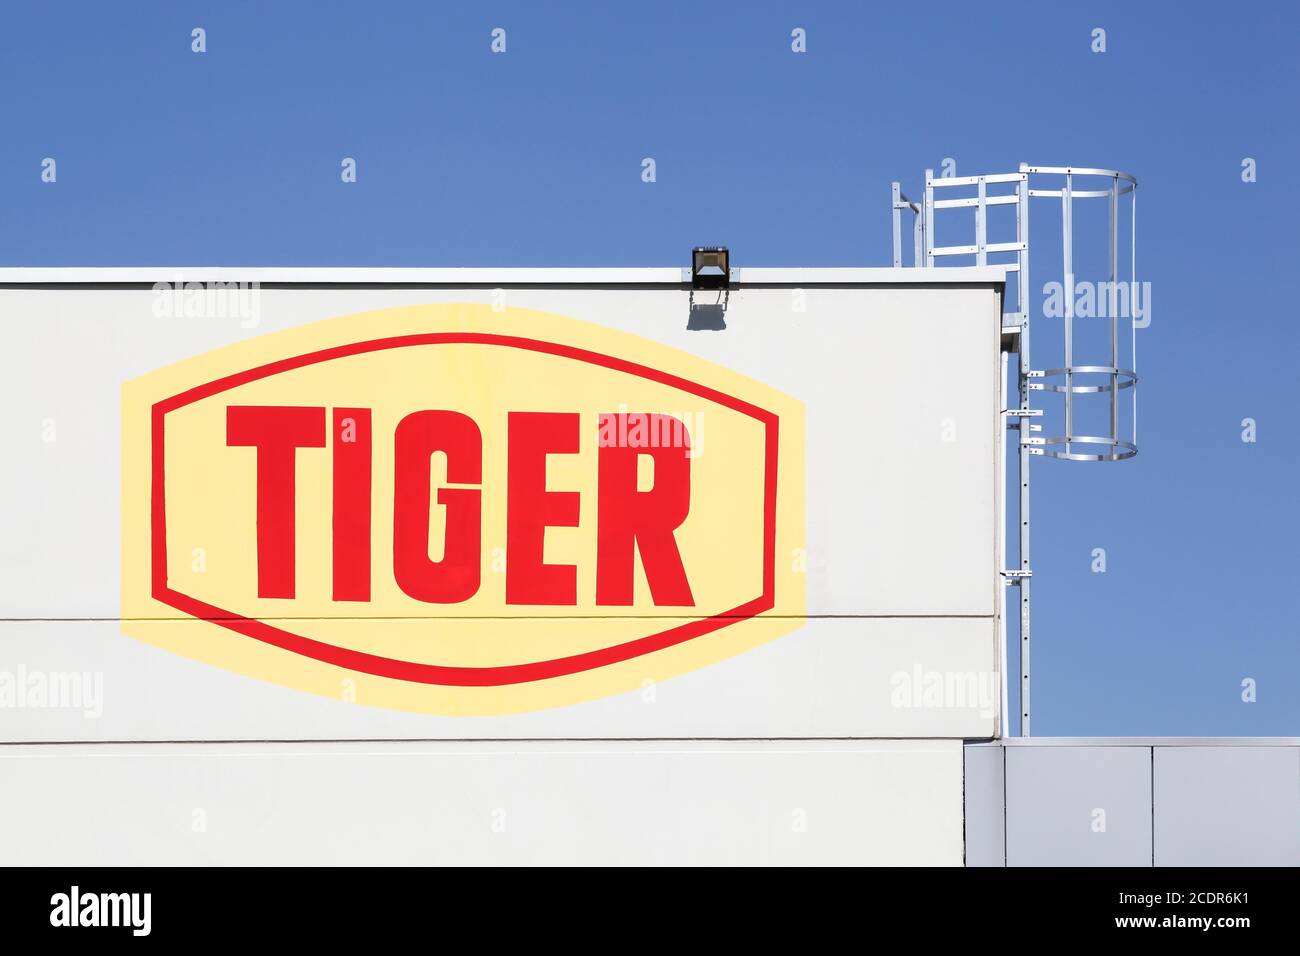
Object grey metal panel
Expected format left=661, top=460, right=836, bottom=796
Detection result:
left=1003, top=737, right=1300, bottom=747
left=963, top=743, right=1005, bottom=866
left=1153, top=747, right=1300, bottom=866
left=1005, top=745, right=1152, bottom=866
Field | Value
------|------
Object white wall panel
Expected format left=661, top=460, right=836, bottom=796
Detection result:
left=0, top=739, right=964, bottom=866
left=0, top=617, right=998, bottom=740
left=0, top=283, right=1001, bottom=619
left=0, top=274, right=1002, bottom=742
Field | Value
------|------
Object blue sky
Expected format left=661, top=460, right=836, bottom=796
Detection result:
left=2, top=1, right=1296, bottom=735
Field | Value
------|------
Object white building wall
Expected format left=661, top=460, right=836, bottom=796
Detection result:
left=0, top=270, right=1003, bottom=864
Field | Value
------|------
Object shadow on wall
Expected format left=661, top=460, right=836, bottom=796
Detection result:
left=687, top=289, right=729, bottom=331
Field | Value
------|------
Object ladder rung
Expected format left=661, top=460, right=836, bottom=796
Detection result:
left=929, top=172, right=1027, bottom=187
left=932, top=194, right=1021, bottom=210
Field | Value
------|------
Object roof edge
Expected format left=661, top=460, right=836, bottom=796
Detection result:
left=0, top=266, right=1008, bottom=286
left=970, top=737, right=1300, bottom=747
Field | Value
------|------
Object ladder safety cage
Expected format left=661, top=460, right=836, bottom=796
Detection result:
left=1022, top=165, right=1139, bottom=463
left=891, top=164, right=1140, bottom=462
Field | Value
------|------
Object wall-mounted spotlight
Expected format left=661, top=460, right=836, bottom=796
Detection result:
left=691, top=247, right=730, bottom=290
left=687, top=246, right=730, bottom=331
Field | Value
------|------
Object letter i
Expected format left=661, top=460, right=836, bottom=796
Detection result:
left=333, top=408, right=372, bottom=601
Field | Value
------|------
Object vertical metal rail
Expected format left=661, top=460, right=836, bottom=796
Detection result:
left=891, top=183, right=903, bottom=268
left=1062, top=173, right=1074, bottom=459
left=1131, top=185, right=1138, bottom=446
left=1016, top=172, right=1032, bottom=736
left=891, top=182, right=925, bottom=268
left=1109, top=175, right=1119, bottom=443
left=999, top=349, right=1011, bottom=734
left=914, top=203, right=924, bottom=268
left=924, top=170, right=935, bottom=266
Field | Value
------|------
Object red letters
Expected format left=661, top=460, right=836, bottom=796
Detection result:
left=226, top=406, right=695, bottom=607
left=596, top=414, right=694, bottom=606
left=506, top=412, right=580, bottom=605
left=392, top=410, right=483, bottom=604
left=332, top=408, right=371, bottom=602
left=226, top=405, right=327, bottom=599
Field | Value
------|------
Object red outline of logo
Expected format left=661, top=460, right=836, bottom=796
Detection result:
left=150, top=333, right=779, bottom=686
